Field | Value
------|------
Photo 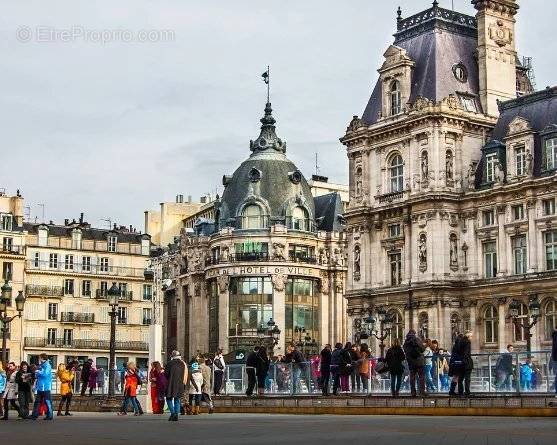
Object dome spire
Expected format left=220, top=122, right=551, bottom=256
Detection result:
left=249, top=67, right=286, bottom=154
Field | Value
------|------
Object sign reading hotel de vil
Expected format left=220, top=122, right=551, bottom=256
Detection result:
left=206, top=265, right=321, bottom=279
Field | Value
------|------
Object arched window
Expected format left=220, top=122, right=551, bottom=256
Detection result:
left=242, top=205, right=265, bottom=229
left=390, top=154, right=404, bottom=193
left=484, top=305, right=498, bottom=344
left=545, top=299, right=557, bottom=340
left=390, top=80, right=402, bottom=115
left=513, top=303, right=529, bottom=342
left=387, top=310, right=404, bottom=345
left=418, top=312, right=429, bottom=340
left=290, top=206, right=309, bottom=231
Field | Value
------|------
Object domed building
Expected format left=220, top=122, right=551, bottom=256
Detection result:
left=170, top=100, right=347, bottom=358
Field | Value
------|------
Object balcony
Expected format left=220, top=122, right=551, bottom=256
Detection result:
left=288, top=254, right=318, bottom=265
left=24, top=337, right=148, bottom=351
left=95, top=289, right=133, bottom=301
left=1, top=245, right=23, bottom=255
left=26, top=260, right=146, bottom=278
left=25, top=284, right=64, bottom=297
left=377, top=191, right=405, bottom=203
left=206, top=252, right=319, bottom=266
left=60, top=312, right=95, bottom=323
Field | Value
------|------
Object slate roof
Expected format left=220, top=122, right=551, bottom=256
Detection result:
left=314, top=193, right=345, bottom=232
left=218, top=102, right=315, bottom=227
left=362, top=5, right=480, bottom=125
left=23, top=222, right=148, bottom=244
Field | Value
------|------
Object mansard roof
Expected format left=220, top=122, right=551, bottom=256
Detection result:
left=314, top=192, right=344, bottom=232
left=362, top=4, right=481, bottom=125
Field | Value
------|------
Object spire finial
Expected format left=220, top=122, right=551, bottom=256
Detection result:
left=432, top=0, right=439, bottom=7
left=397, top=6, right=402, bottom=21
left=261, top=66, right=270, bottom=104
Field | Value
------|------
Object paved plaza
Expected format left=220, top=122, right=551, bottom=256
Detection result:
left=1, top=413, right=556, bottom=445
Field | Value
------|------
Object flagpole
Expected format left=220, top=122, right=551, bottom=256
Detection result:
left=267, top=65, right=270, bottom=103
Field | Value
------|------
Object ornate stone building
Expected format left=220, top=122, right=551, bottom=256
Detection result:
left=167, top=101, right=347, bottom=358
left=341, top=0, right=557, bottom=354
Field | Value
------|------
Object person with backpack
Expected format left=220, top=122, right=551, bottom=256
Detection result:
left=403, top=330, right=426, bottom=397
left=213, top=348, right=226, bottom=395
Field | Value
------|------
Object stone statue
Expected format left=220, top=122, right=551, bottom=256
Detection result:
left=467, top=163, right=477, bottom=190
left=446, top=152, right=454, bottom=181
left=217, top=274, right=229, bottom=294
left=271, top=273, right=287, bottom=292
left=495, top=161, right=505, bottom=184
left=221, top=246, right=230, bottom=262
left=526, top=151, right=533, bottom=176
left=449, top=235, right=458, bottom=267
left=353, top=245, right=361, bottom=280
left=421, top=152, right=429, bottom=180
left=418, top=234, right=427, bottom=270
left=272, top=242, right=286, bottom=261
left=333, top=248, right=343, bottom=266
left=320, top=274, right=330, bottom=295
left=319, top=248, right=327, bottom=265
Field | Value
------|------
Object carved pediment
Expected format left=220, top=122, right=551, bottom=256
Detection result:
left=507, top=116, right=532, bottom=136
left=379, top=45, right=415, bottom=71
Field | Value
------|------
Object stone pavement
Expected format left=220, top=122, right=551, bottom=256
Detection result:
left=1, top=413, right=556, bottom=445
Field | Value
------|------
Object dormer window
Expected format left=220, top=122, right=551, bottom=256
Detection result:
left=390, top=80, right=401, bottom=116
left=241, top=205, right=266, bottom=229
left=38, top=228, right=48, bottom=247
left=486, top=154, right=497, bottom=183
left=389, top=154, right=404, bottom=193
left=544, top=137, right=557, bottom=171
left=108, top=235, right=117, bottom=252
left=71, top=230, right=82, bottom=250
left=0, top=214, right=13, bottom=231
left=290, top=206, right=309, bottom=232
left=515, top=144, right=526, bottom=176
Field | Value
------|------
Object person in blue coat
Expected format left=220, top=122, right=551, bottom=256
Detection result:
left=29, top=354, right=54, bottom=420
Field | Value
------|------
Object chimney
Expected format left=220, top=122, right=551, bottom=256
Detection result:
left=79, top=213, right=84, bottom=223
left=473, top=0, right=519, bottom=116
left=200, top=196, right=207, bottom=204
left=188, top=195, right=192, bottom=203
left=64, top=218, right=69, bottom=226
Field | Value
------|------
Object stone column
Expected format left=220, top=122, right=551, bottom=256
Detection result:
left=527, top=199, right=538, bottom=272
left=318, top=274, right=330, bottom=347
left=147, top=324, right=163, bottom=413
left=498, top=298, right=507, bottom=352
left=217, top=275, right=230, bottom=354
left=497, top=205, right=507, bottom=275
left=175, top=283, right=187, bottom=357
left=271, top=274, right=287, bottom=355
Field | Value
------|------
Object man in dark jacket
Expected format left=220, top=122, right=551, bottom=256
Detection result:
left=282, top=343, right=305, bottom=394
left=460, top=331, right=474, bottom=396
left=165, top=350, right=187, bottom=421
left=245, top=346, right=259, bottom=397
left=80, top=359, right=93, bottom=396
left=319, top=344, right=332, bottom=396
left=403, top=330, right=426, bottom=397
left=495, top=344, right=514, bottom=391
left=330, top=343, right=351, bottom=395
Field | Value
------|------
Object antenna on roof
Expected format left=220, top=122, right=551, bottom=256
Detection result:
left=37, top=204, right=45, bottom=223
left=101, top=218, right=112, bottom=230
left=261, top=66, right=270, bottom=103
left=24, top=206, right=31, bottom=222
left=315, top=152, right=321, bottom=176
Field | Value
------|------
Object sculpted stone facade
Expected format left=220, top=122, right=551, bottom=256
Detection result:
left=341, top=1, right=557, bottom=355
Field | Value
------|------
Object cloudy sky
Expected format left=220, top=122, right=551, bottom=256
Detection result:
left=1, top=0, right=554, bottom=230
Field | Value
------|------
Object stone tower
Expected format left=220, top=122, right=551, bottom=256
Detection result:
left=473, top=0, right=520, bottom=116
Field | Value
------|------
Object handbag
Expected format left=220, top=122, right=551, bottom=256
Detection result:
left=375, top=361, right=389, bottom=374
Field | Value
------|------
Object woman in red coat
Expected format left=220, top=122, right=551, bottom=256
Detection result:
left=118, top=362, right=141, bottom=416
left=149, top=362, right=166, bottom=414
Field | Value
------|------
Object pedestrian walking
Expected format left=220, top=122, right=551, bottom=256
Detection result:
left=88, top=363, right=98, bottom=396
left=2, top=362, right=20, bottom=420
left=449, top=331, right=474, bottom=397
left=385, top=339, right=406, bottom=397
left=56, top=362, right=75, bottom=416
left=403, top=330, right=426, bottom=397
left=149, top=361, right=166, bottom=414
left=188, top=362, right=203, bottom=415
left=213, top=348, right=226, bottom=395
left=330, top=342, right=351, bottom=395
left=282, top=343, right=305, bottom=394
left=118, top=362, right=141, bottom=416
left=423, top=339, right=436, bottom=392
left=0, top=362, right=6, bottom=418
left=340, top=343, right=354, bottom=392
left=437, top=349, right=450, bottom=391
left=15, top=361, right=33, bottom=419
left=164, top=350, right=187, bottom=421
left=245, top=346, right=259, bottom=397
left=349, top=343, right=361, bottom=392
left=551, top=326, right=557, bottom=396
left=319, top=344, right=332, bottom=396
left=29, top=354, right=53, bottom=420
left=256, top=346, right=270, bottom=396
left=199, top=356, right=214, bottom=414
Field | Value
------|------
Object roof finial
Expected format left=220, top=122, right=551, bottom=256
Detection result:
left=432, top=0, right=439, bottom=8
left=397, top=6, right=402, bottom=22
left=261, top=66, right=270, bottom=104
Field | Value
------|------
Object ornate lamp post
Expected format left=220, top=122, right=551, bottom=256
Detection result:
left=0, top=280, right=25, bottom=366
left=107, top=282, right=120, bottom=397
left=508, top=295, right=540, bottom=356
left=357, top=307, right=393, bottom=358
left=257, top=318, right=281, bottom=354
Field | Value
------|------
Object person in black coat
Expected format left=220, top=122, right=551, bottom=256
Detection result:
left=245, top=346, right=259, bottom=397
left=495, top=344, right=514, bottom=391
left=459, top=331, right=474, bottom=396
left=403, top=330, right=426, bottom=397
left=319, top=345, right=332, bottom=396
left=256, top=346, right=270, bottom=396
left=330, top=343, right=351, bottom=395
left=385, top=339, right=406, bottom=397
left=80, top=359, right=93, bottom=396
left=551, top=328, right=557, bottom=395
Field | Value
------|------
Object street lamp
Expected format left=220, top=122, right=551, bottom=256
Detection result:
left=508, top=295, right=540, bottom=356
left=0, top=280, right=25, bottom=366
left=257, top=318, right=281, bottom=353
left=356, top=306, right=394, bottom=358
left=107, top=282, right=120, bottom=397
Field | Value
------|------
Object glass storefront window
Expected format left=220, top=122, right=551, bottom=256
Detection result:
left=285, top=278, right=319, bottom=348
left=229, top=277, right=273, bottom=337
